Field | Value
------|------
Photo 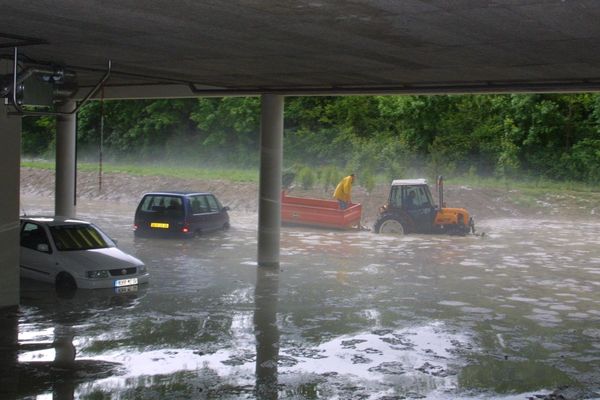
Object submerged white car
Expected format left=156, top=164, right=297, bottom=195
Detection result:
left=20, top=216, right=149, bottom=290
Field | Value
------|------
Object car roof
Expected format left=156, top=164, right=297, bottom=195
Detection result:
left=141, top=191, right=213, bottom=196
left=20, top=216, right=92, bottom=226
left=391, top=179, right=428, bottom=186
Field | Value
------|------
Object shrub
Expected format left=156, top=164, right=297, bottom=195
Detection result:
left=297, top=166, right=316, bottom=189
left=361, top=169, right=376, bottom=194
left=321, top=165, right=340, bottom=192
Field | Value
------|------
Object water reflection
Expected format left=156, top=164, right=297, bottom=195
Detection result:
left=2, top=282, right=127, bottom=400
left=254, top=266, right=280, bottom=399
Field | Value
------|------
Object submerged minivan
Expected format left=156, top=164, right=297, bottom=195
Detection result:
left=134, top=191, right=230, bottom=237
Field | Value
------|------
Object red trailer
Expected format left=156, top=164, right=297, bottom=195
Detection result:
left=281, top=191, right=362, bottom=230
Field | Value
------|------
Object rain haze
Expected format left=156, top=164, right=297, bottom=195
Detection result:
left=3, top=2, right=600, bottom=397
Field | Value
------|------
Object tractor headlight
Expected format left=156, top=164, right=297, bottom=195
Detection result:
left=86, top=270, right=110, bottom=279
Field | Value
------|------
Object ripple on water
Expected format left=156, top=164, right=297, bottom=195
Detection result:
left=507, top=295, right=540, bottom=304
left=460, top=260, right=486, bottom=267
left=582, top=328, right=600, bottom=339
left=460, top=307, right=493, bottom=314
left=524, top=312, right=563, bottom=326
left=567, top=312, right=589, bottom=319
left=549, top=304, right=577, bottom=311
left=438, top=300, right=470, bottom=307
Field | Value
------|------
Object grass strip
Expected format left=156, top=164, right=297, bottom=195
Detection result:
left=21, top=160, right=259, bottom=183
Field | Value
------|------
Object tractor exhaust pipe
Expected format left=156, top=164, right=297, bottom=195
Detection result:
left=437, top=175, right=444, bottom=208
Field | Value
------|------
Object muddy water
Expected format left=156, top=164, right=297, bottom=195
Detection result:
left=5, top=195, right=600, bottom=399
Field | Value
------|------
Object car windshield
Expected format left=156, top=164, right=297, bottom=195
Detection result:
left=50, top=224, right=115, bottom=251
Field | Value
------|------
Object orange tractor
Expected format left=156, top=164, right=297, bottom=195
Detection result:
left=374, top=176, right=475, bottom=235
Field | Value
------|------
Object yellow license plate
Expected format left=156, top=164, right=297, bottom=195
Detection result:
left=150, top=222, right=169, bottom=229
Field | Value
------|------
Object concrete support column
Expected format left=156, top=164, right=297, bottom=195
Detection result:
left=55, top=101, right=76, bottom=217
left=0, top=104, right=21, bottom=309
left=257, top=94, right=283, bottom=267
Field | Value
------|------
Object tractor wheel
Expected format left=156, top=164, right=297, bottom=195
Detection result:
left=374, top=216, right=405, bottom=235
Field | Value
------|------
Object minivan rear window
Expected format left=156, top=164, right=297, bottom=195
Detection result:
left=140, top=195, right=184, bottom=217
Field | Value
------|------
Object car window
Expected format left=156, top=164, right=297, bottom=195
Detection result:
left=415, top=186, right=433, bottom=208
left=140, top=195, right=183, bottom=217
left=139, top=195, right=156, bottom=212
left=206, top=195, right=219, bottom=212
left=50, top=224, right=114, bottom=251
left=403, top=186, right=432, bottom=209
left=389, top=186, right=402, bottom=208
left=164, top=197, right=183, bottom=217
left=190, top=195, right=209, bottom=214
left=21, top=222, right=51, bottom=252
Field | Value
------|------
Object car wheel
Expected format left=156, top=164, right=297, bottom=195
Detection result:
left=374, top=216, right=405, bottom=235
left=56, top=272, right=77, bottom=291
left=223, top=222, right=230, bottom=230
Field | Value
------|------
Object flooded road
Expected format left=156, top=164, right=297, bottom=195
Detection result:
left=4, top=195, right=600, bottom=399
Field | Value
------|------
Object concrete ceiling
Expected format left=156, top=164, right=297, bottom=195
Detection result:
left=2, top=0, right=600, bottom=97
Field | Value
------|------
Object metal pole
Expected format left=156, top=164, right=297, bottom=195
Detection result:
left=257, top=94, right=283, bottom=267
left=55, top=100, right=77, bottom=217
left=99, top=89, right=104, bottom=193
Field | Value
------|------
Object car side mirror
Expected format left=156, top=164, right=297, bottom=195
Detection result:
left=223, top=206, right=230, bottom=211
left=36, top=243, right=50, bottom=253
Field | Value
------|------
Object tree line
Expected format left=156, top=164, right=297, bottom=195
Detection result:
left=22, top=93, right=600, bottom=184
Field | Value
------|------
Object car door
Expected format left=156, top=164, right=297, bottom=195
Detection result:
left=205, top=195, right=222, bottom=231
left=20, top=222, right=56, bottom=284
left=189, top=194, right=211, bottom=233
left=403, top=186, right=437, bottom=233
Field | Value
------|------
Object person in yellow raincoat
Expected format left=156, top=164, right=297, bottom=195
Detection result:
left=333, top=174, right=355, bottom=209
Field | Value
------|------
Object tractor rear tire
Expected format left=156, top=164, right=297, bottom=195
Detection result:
left=374, top=216, right=405, bottom=235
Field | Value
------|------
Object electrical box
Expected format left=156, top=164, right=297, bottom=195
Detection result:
left=18, top=75, right=54, bottom=106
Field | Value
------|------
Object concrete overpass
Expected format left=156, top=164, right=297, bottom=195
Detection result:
left=2, top=0, right=600, bottom=308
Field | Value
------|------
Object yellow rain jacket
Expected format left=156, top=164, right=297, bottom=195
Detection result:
left=333, top=175, right=354, bottom=202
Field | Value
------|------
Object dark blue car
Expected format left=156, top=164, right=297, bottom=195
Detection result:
left=134, top=191, right=230, bottom=237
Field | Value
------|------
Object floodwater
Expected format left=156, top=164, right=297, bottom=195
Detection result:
left=2, top=195, right=600, bottom=399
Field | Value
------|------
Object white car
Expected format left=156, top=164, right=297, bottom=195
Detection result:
left=20, top=216, right=149, bottom=290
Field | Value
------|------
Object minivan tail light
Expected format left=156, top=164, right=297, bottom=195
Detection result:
left=133, top=224, right=138, bottom=231
left=181, top=226, right=190, bottom=234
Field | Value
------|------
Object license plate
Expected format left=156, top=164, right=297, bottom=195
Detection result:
left=114, top=278, right=138, bottom=287
left=150, top=222, right=169, bottom=229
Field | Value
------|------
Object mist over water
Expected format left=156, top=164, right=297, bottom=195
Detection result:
left=7, top=195, right=600, bottom=399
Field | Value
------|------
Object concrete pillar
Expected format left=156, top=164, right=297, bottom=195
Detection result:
left=257, top=94, right=283, bottom=267
left=0, top=104, right=21, bottom=309
left=55, top=101, right=76, bottom=217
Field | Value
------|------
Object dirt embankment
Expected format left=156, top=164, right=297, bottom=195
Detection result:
left=20, top=167, right=600, bottom=224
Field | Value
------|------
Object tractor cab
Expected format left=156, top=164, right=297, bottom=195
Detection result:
left=374, top=177, right=474, bottom=235
left=387, top=179, right=438, bottom=233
